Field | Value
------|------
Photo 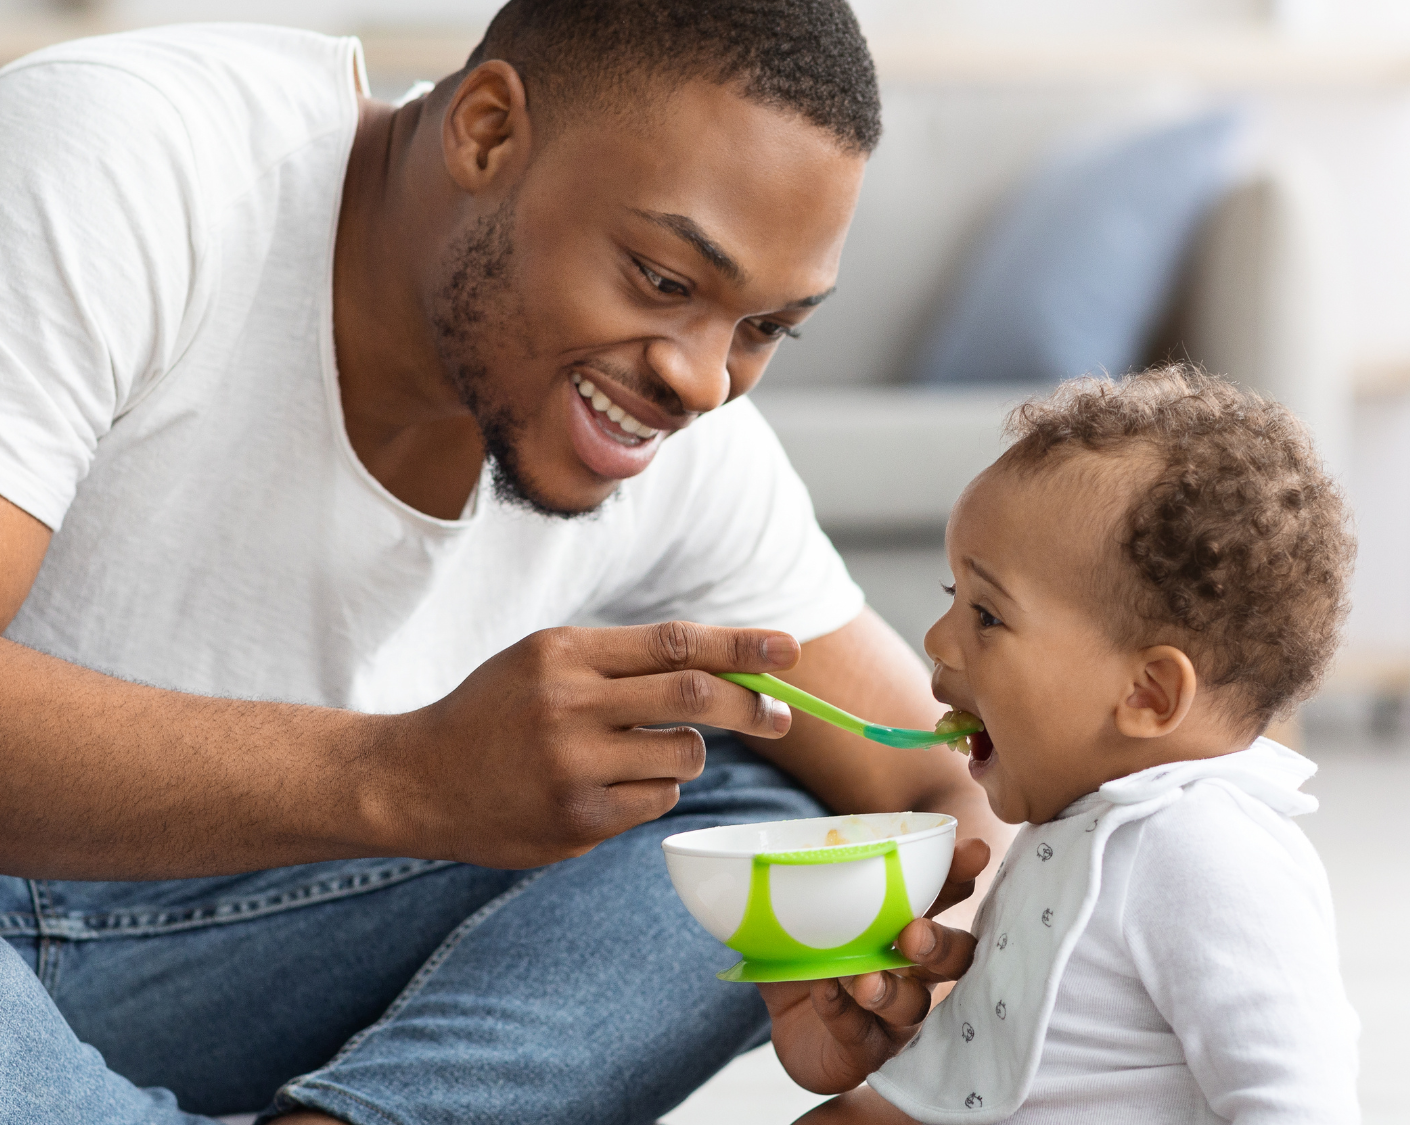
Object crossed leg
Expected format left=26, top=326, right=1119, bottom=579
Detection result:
left=2, top=736, right=824, bottom=1124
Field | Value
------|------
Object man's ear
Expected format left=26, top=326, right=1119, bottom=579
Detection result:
left=1114, top=645, right=1198, bottom=739
left=442, top=60, right=532, bottom=193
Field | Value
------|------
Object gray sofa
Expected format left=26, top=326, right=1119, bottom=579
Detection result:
left=753, top=85, right=1351, bottom=535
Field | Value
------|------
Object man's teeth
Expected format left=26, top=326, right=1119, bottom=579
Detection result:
left=571, top=374, right=659, bottom=438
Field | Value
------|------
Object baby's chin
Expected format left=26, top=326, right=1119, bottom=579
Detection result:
left=983, top=787, right=1032, bottom=825
left=970, top=745, right=1040, bottom=824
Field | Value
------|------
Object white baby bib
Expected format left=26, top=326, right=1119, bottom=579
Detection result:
left=869, top=738, right=1316, bottom=1124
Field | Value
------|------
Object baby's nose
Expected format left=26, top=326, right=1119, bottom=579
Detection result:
left=923, top=613, right=963, bottom=671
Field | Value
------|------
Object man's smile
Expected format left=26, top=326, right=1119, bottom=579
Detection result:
left=565, top=370, right=680, bottom=481
left=571, top=372, right=662, bottom=442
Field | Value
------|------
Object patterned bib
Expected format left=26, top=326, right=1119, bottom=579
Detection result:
left=869, top=739, right=1315, bottom=1123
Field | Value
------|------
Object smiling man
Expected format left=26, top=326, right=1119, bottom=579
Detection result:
left=0, top=3, right=999, bottom=1123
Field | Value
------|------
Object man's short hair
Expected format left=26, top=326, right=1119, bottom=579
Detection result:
left=1000, top=364, right=1354, bottom=731
left=463, top=0, right=882, bottom=155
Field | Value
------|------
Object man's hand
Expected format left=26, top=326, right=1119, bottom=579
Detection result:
left=760, top=837, right=991, bottom=1095
left=0, top=597, right=800, bottom=879
left=378, top=621, right=802, bottom=869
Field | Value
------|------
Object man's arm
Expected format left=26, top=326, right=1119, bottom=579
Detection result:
left=0, top=495, right=47, bottom=626
left=0, top=496, right=805, bottom=881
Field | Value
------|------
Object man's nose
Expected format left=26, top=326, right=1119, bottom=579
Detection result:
left=644, top=323, right=733, bottom=414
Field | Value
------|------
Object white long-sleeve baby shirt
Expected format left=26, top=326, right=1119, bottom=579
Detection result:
left=871, top=739, right=1360, bottom=1124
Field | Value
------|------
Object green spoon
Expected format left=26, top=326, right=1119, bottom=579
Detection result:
left=717, top=672, right=984, bottom=750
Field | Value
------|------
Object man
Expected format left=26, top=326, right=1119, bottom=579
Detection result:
left=0, top=2, right=999, bottom=1122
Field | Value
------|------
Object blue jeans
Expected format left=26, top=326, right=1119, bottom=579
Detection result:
left=0, top=734, right=824, bottom=1124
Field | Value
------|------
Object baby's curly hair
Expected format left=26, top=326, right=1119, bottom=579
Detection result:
left=999, top=364, right=1354, bottom=731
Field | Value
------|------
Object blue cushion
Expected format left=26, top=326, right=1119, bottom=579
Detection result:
left=915, top=111, right=1244, bottom=385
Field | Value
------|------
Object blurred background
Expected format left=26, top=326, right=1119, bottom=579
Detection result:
left=2, top=2, right=1407, bottom=1122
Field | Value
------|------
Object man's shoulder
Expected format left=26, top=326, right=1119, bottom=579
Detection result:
left=1, top=24, right=361, bottom=202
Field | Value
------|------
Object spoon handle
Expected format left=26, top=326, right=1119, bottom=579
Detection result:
left=716, top=671, right=871, bottom=737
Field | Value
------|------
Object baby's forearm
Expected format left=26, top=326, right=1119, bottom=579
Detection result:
left=795, top=1087, right=921, bottom=1125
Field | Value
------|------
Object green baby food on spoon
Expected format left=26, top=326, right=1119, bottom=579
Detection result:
left=717, top=671, right=984, bottom=751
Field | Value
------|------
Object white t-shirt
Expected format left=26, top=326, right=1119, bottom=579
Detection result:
left=0, top=24, right=864, bottom=713
left=872, top=741, right=1360, bottom=1124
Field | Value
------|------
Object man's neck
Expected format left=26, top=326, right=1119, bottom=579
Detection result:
left=333, top=95, right=485, bottom=519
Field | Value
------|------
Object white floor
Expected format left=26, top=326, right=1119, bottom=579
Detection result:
left=660, top=1046, right=833, bottom=1125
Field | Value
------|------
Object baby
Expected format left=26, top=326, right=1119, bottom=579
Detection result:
left=767, top=366, right=1360, bottom=1123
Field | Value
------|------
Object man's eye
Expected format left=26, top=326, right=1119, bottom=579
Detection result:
left=634, top=259, right=689, bottom=297
left=974, top=604, right=1002, bottom=629
left=749, top=318, right=802, bottom=341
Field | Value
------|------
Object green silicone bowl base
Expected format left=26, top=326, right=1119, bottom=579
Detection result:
left=717, top=948, right=914, bottom=983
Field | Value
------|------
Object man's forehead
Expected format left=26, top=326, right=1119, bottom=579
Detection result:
left=548, top=77, right=865, bottom=212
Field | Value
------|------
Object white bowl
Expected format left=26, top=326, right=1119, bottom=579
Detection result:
left=663, top=811, right=956, bottom=982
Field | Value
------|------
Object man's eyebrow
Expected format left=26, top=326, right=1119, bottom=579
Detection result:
left=632, top=209, right=744, bottom=282
left=783, top=287, right=836, bottom=310
left=631, top=209, right=834, bottom=309
left=965, top=558, right=1015, bottom=603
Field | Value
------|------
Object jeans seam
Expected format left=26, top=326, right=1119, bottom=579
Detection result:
left=27, top=880, right=61, bottom=995
left=21, top=860, right=456, bottom=940
left=291, top=864, right=555, bottom=1081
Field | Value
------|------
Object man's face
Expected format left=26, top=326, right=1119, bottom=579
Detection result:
left=429, top=79, right=866, bottom=516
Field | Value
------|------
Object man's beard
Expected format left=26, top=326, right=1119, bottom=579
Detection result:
left=430, top=197, right=599, bottom=520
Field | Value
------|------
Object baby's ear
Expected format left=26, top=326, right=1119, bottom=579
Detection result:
left=1115, top=646, right=1197, bottom=739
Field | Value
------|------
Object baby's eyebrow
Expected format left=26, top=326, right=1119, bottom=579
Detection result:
left=965, top=558, right=1014, bottom=602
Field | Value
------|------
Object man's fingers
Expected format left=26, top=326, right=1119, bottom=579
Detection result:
left=950, top=837, right=991, bottom=883
left=756, top=980, right=815, bottom=1019
left=843, top=970, right=932, bottom=1030
left=567, top=777, right=685, bottom=845
left=594, top=726, right=709, bottom=784
left=925, top=837, right=992, bottom=916
left=894, top=919, right=978, bottom=984
left=808, top=977, right=886, bottom=1053
left=604, top=670, right=792, bottom=739
left=587, top=621, right=800, bottom=678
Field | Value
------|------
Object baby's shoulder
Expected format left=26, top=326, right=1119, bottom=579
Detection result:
left=1117, top=779, right=1330, bottom=923
left=1136, top=777, right=1308, bottom=853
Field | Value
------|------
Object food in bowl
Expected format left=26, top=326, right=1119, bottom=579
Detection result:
left=662, top=811, right=956, bottom=983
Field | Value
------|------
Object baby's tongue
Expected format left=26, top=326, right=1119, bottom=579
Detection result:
left=968, top=730, right=995, bottom=762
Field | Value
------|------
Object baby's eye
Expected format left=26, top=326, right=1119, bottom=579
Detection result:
left=973, top=604, right=1002, bottom=629
left=634, top=259, right=689, bottom=297
left=941, top=583, right=957, bottom=598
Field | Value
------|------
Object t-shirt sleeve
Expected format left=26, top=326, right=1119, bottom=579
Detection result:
left=1122, top=785, right=1360, bottom=1125
left=587, top=397, right=866, bottom=643
left=0, top=59, right=201, bottom=530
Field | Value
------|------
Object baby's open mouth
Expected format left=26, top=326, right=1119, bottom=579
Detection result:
left=966, top=729, right=995, bottom=763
